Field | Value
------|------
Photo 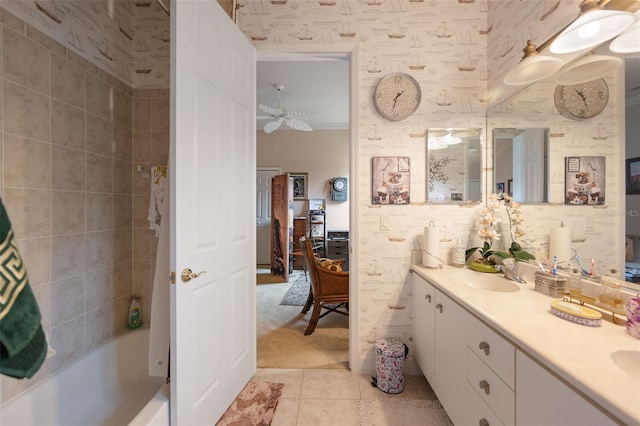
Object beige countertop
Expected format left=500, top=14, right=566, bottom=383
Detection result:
left=411, top=264, right=640, bottom=425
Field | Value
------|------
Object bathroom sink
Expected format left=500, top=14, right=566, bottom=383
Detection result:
left=465, top=279, right=520, bottom=293
left=610, top=350, right=640, bottom=379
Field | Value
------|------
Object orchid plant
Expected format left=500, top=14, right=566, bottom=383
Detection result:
left=466, top=193, right=535, bottom=264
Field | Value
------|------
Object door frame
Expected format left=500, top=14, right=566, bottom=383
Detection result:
left=256, top=43, right=361, bottom=372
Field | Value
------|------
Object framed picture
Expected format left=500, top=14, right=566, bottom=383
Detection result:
left=507, top=179, right=513, bottom=196
left=496, top=182, right=505, bottom=193
left=289, top=172, right=308, bottom=201
left=451, top=192, right=462, bottom=201
left=565, top=156, right=605, bottom=205
left=372, top=157, right=410, bottom=205
left=627, top=157, right=640, bottom=195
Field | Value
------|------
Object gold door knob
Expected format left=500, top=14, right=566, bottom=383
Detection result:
left=181, top=268, right=207, bottom=282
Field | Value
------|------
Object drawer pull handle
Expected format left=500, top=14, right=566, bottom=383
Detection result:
left=425, top=294, right=432, bottom=303
left=435, top=303, right=443, bottom=313
left=479, top=379, right=490, bottom=395
left=479, top=341, right=490, bottom=356
left=479, top=419, right=490, bottom=426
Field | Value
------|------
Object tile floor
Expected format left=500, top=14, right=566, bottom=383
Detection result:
left=252, top=368, right=438, bottom=426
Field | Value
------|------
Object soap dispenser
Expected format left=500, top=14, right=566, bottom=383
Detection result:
left=452, top=237, right=466, bottom=268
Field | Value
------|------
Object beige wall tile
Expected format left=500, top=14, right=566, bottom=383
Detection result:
left=133, top=98, right=151, bottom=130
left=133, top=228, right=154, bottom=260
left=67, top=49, right=98, bottom=76
left=135, top=88, right=162, bottom=98
left=3, top=188, right=50, bottom=238
left=133, top=131, right=151, bottom=162
left=3, top=26, right=49, bottom=94
left=85, top=73, right=112, bottom=119
left=31, top=283, right=50, bottom=333
left=113, top=159, right=132, bottom=195
left=50, top=316, right=84, bottom=373
left=151, top=98, right=169, bottom=131
left=50, top=275, right=85, bottom=327
left=150, top=131, right=169, bottom=164
left=86, top=193, right=113, bottom=232
left=86, top=153, right=113, bottom=193
left=133, top=194, right=151, bottom=228
left=113, top=88, right=133, bottom=129
left=51, top=100, right=85, bottom=150
left=86, top=230, right=113, bottom=272
left=112, top=295, right=130, bottom=335
left=114, top=124, right=132, bottom=161
left=51, top=190, right=86, bottom=235
left=15, top=237, right=50, bottom=286
left=98, top=69, right=123, bottom=92
left=86, top=112, right=113, bottom=156
left=3, top=80, right=50, bottom=141
left=85, top=304, right=112, bottom=351
left=113, top=228, right=132, bottom=264
left=26, top=24, right=65, bottom=57
left=85, top=267, right=112, bottom=311
left=0, top=8, right=26, bottom=33
left=112, top=261, right=133, bottom=298
left=50, top=234, right=86, bottom=281
left=113, top=193, right=132, bottom=229
left=132, top=260, right=153, bottom=293
left=133, top=165, right=151, bottom=194
left=51, top=53, right=85, bottom=109
left=51, top=145, right=85, bottom=191
left=4, top=134, right=50, bottom=189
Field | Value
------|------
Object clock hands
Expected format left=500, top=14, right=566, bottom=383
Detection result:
left=574, top=88, right=588, bottom=109
left=392, top=90, right=405, bottom=110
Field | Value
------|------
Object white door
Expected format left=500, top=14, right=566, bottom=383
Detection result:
left=256, top=168, right=280, bottom=265
left=171, top=0, right=256, bottom=424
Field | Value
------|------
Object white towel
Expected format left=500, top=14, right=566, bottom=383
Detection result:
left=147, top=166, right=167, bottom=237
left=148, top=168, right=170, bottom=377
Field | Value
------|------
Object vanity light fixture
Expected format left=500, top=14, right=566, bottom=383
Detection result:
left=556, top=52, right=623, bottom=85
left=503, top=40, right=563, bottom=86
left=609, top=20, right=640, bottom=53
left=549, top=0, right=635, bottom=54
left=439, top=132, right=462, bottom=146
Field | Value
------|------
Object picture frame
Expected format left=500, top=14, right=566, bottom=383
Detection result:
left=496, top=182, right=505, bottom=193
left=289, top=172, right=308, bottom=201
left=564, top=156, right=605, bottom=205
left=371, top=157, right=410, bottom=205
left=627, top=157, right=640, bottom=195
left=507, top=179, right=513, bottom=196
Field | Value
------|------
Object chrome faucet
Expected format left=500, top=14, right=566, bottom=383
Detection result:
left=497, top=259, right=527, bottom=284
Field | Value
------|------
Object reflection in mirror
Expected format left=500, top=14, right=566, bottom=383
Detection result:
left=493, top=128, right=549, bottom=203
left=428, top=128, right=481, bottom=203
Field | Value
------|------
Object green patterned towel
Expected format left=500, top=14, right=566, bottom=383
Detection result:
left=0, top=198, right=47, bottom=379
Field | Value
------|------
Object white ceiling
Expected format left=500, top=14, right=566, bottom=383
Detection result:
left=256, top=60, right=350, bottom=131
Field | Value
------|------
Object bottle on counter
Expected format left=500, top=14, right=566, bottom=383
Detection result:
left=452, top=237, right=466, bottom=268
left=128, top=297, right=142, bottom=329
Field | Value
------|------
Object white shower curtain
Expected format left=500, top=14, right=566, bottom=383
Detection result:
left=148, top=166, right=170, bottom=377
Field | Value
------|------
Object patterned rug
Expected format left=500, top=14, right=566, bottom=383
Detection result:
left=358, top=399, right=453, bottom=426
left=279, top=273, right=310, bottom=306
left=216, top=381, right=284, bottom=426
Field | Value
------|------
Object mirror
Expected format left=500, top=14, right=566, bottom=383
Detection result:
left=428, top=128, right=481, bottom=203
left=493, top=128, right=550, bottom=203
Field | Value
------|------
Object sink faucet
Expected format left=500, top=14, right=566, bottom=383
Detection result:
left=497, top=259, right=527, bottom=284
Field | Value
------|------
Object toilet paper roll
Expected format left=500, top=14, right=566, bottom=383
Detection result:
left=423, top=225, right=440, bottom=268
left=549, top=226, right=571, bottom=263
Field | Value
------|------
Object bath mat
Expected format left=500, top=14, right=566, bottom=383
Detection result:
left=357, top=399, right=453, bottom=426
left=216, top=380, right=284, bottom=426
left=279, top=273, right=310, bottom=306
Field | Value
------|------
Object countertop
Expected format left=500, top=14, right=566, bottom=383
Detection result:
left=411, top=264, right=640, bottom=425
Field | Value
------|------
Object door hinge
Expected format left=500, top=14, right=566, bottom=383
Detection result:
left=170, top=271, right=176, bottom=284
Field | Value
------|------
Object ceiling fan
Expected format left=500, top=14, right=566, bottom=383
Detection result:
left=258, top=84, right=314, bottom=134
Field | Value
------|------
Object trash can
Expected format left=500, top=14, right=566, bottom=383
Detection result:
left=371, top=338, right=408, bottom=394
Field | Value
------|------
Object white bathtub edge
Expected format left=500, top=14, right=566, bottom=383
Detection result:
left=128, top=382, right=171, bottom=426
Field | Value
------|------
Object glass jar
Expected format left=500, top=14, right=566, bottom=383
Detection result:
left=596, top=278, right=623, bottom=311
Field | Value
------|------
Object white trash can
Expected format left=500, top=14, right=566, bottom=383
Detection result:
left=371, top=338, right=408, bottom=394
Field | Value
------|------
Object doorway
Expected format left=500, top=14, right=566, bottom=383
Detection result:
left=255, top=49, right=354, bottom=370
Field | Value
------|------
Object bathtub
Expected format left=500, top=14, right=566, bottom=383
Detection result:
left=1, top=328, right=167, bottom=426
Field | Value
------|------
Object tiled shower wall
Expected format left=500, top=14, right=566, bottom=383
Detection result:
left=0, top=9, right=168, bottom=403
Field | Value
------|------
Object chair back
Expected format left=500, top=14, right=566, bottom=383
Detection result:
left=300, top=236, right=320, bottom=293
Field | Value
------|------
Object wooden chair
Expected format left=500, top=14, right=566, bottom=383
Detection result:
left=299, top=236, right=349, bottom=335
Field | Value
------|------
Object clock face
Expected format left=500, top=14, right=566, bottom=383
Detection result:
left=553, top=78, right=609, bottom=120
left=333, top=178, right=346, bottom=191
left=373, top=73, right=422, bottom=121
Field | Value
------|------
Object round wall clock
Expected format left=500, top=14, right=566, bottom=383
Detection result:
left=553, top=78, right=609, bottom=120
left=373, top=73, right=422, bottom=121
left=330, top=177, right=348, bottom=201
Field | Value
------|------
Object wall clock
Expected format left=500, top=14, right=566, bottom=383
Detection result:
left=373, top=73, right=422, bottom=121
left=553, top=78, right=609, bottom=120
left=330, top=177, right=348, bottom=201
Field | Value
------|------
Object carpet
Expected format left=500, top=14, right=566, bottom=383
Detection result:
left=216, top=381, right=284, bottom=426
left=279, top=273, right=310, bottom=306
left=358, top=399, right=453, bottom=426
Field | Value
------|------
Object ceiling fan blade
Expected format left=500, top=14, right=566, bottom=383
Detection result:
left=264, top=119, right=283, bottom=134
left=284, top=108, right=315, bottom=118
left=284, top=118, right=313, bottom=132
left=256, top=115, right=272, bottom=120
left=258, top=103, right=283, bottom=117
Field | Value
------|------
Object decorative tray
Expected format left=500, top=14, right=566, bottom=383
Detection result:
left=550, top=300, right=602, bottom=327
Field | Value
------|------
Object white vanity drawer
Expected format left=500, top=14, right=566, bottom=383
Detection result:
left=465, top=381, right=506, bottom=426
left=467, top=348, right=515, bottom=425
left=467, top=317, right=515, bottom=389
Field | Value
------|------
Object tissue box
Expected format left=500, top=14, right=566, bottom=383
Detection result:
left=534, top=272, right=567, bottom=298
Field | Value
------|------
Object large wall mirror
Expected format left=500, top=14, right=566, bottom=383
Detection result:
left=493, top=128, right=550, bottom=203
left=428, top=128, right=481, bottom=203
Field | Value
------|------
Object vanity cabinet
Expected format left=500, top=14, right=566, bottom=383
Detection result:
left=412, top=273, right=468, bottom=426
left=516, top=350, right=615, bottom=426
